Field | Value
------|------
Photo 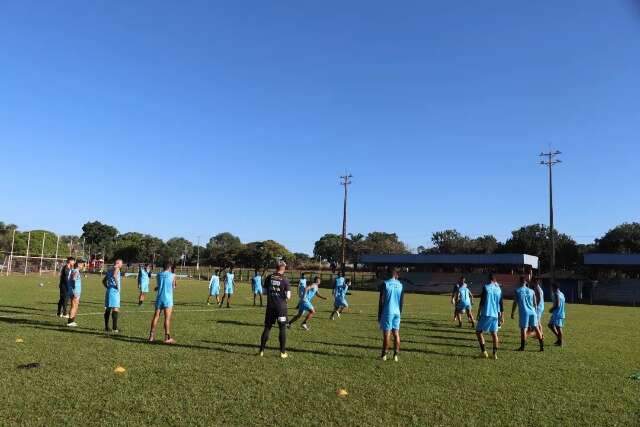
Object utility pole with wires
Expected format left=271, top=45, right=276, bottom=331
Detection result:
left=540, top=150, right=562, bottom=285
left=339, top=173, right=353, bottom=275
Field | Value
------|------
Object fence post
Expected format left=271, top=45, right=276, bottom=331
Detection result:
left=7, top=228, right=15, bottom=276
left=39, top=232, right=46, bottom=275
left=24, top=231, right=31, bottom=275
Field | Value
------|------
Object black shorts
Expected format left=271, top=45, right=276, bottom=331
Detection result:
left=264, top=307, right=288, bottom=326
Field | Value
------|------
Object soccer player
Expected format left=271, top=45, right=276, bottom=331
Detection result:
left=378, top=268, right=404, bottom=362
left=510, top=276, right=544, bottom=352
left=66, top=259, right=85, bottom=327
left=148, top=262, right=176, bottom=344
left=252, top=270, right=263, bottom=307
left=548, top=283, right=566, bottom=347
left=533, top=279, right=545, bottom=338
left=259, top=260, right=291, bottom=358
left=57, top=257, right=74, bottom=318
left=453, top=277, right=476, bottom=328
left=330, top=278, right=350, bottom=320
left=207, top=269, right=221, bottom=306
left=103, top=259, right=123, bottom=333
left=450, top=278, right=462, bottom=321
left=137, top=264, right=151, bottom=306
left=219, top=268, right=235, bottom=308
left=475, top=273, right=504, bottom=359
left=297, top=273, right=308, bottom=305
left=288, top=276, right=327, bottom=330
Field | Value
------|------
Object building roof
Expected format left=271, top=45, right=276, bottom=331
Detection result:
left=584, top=253, right=640, bottom=266
left=360, top=253, right=539, bottom=269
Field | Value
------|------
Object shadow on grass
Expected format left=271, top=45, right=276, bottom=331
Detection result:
left=305, top=340, right=478, bottom=358
left=1, top=304, right=50, bottom=313
left=200, top=339, right=362, bottom=359
left=214, top=320, right=262, bottom=328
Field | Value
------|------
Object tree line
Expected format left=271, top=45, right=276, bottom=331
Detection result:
left=2, top=220, right=640, bottom=271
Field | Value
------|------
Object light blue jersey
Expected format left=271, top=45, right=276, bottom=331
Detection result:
left=334, top=281, right=349, bottom=308
left=209, top=275, right=220, bottom=296
left=551, top=290, right=566, bottom=326
left=379, top=279, right=403, bottom=331
left=224, top=273, right=235, bottom=294
left=252, top=275, right=263, bottom=294
left=104, top=269, right=121, bottom=308
left=299, top=283, right=319, bottom=313
left=479, top=283, right=502, bottom=318
left=138, top=267, right=150, bottom=293
left=68, top=268, right=82, bottom=298
left=298, top=278, right=307, bottom=299
left=515, top=286, right=537, bottom=329
left=155, top=271, right=175, bottom=309
left=335, top=276, right=345, bottom=290
left=457, top=285, right=472, bottom=309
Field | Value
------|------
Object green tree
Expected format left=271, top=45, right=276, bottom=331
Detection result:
left=313, top=234, right=343, bottom=264
left=430, top=229, right=468, bottom=254
left=364, top=232, right=409, bottom=255
left=239, top=240, right=292, bottom=269
left=81, top=221, right=119, bottom=260
left=501, top=224, right=579, bottom=271
left=163, top=237, right=194, bottom=264
left=595, top=223, right=640, bottom=253
left=206, top=232, right=244, bottom=266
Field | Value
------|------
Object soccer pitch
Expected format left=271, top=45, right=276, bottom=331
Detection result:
left=1, top=275, right=638, bottom=426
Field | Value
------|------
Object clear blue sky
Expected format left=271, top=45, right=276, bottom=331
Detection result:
left=1, top=1, right=639, bottom=253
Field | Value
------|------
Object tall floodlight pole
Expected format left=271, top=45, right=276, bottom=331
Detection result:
left=339, top=173, right=353, bottom=275
left=54, top=235, right=60, bottom=275
left=540, top=150, right=562, bottom=285
left=196, top=236, right=201, bottom=272
left=39, top=232, right=46, bottom=276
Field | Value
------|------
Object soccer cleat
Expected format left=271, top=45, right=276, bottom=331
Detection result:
left=382, top=354, right=388, bottom=362
left=207, top=303, right=211, bottom=306
left=112, top=329, right=120, bottom=334
left=258, top=351, right=264, bottom=357
left=394, top=355, right=399, bottom=363
left=66, top=322, right=78, bottom=327
left=164, top=338, right=176, bottom=345
left=336, top=312, right=341, bottom=319
left=148, top=334, right=156, bottom=342
left=62, top=314, right=70, bottom=319
left=301, top=323, right=309, bottom=331
left=481, top=351, right=489, bottom=359
left=280, top=353, right=288, bottom=359
left=493, top=353, right=498, bottom=360
left=329, top=315, right=335, bottom=321
left=516, top=347, right=525, bottom=352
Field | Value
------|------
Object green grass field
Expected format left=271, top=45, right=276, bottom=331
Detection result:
left=1, top=274, right=638, bottom=426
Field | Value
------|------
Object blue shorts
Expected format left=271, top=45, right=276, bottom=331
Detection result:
left=536, top=307, right=544, bottom=324
left=224, top=285, right=234, bottom=295
left=334, top=297, right=348, bottom=309
left=68, top=287, right=81, bottom=299
left=476, top=316, right=499, bottom=333
left=298, top=301, right=314, bottom=314
left=209, top=286, right=219, bottom=296
left=549, top=316, right=564, bottom=328
left=519, top=312, right=538, bottom=329
left=379, top=313, right=401, bottom=331
left=456, top=303, right=471, bottom=313
left=252, top=286, right=263, bottom=295
left=105, top=289, right=120, bottom=308
left=155, top=297, right=173, bottom=310
left=139, top=283, right=149, bottom=293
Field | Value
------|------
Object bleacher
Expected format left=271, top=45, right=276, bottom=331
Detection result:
left=399, top=272, right=521, bottom=297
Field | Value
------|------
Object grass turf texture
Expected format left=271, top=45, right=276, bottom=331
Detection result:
left=0, top=275, right=638, bottom=426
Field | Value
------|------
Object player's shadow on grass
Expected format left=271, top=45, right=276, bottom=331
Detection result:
left=214, top=320, right=262, bottom=328
left=0, top=316, right=60, bottom=328
left=1, top=304, right=49, bottom=313
left=306, top=340, right=478, bottom=358
left=200, top=339, right=362, bottom=359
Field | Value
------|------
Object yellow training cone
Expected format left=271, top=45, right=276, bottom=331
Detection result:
left=15, top=338, right=24, bottom=343
left=114, top=366, right=126, bottom=374
left=336, top=388, right=349, bottom=398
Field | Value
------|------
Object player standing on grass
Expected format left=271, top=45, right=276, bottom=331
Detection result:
left=378, top=268, right=404, bottom=362
left=453, top=277, right=476, bottom=328
left=510, top=277, right=544, bottom=352
left=288, top=276, right=326, bottom=330
left=533, top=279, right=545, bottom=338
left=207, top=269, right=221, bottom=306
left=259, top=260, right=291, bottom=358
left=297, top=273, right=307, bottom=305
left=103, top=259, right=123, bottom=333
left=548, top=283, right=566, bottom=347
left=137, top=264, right=151, bottom=306
left=475, top=273, right=504, bottom=360
left=451, top=278, right=462, bottom=322
left=219, top=267, right=235, bottom=308
left=149, top=262, right=176, bottom=344
left=330, top=278, right=350, bottom=320
left=57, top=257, right=74, bottom=318
left=252, top=270, right=263, bottom=307
left=66, top=259, right=85, bottom=327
